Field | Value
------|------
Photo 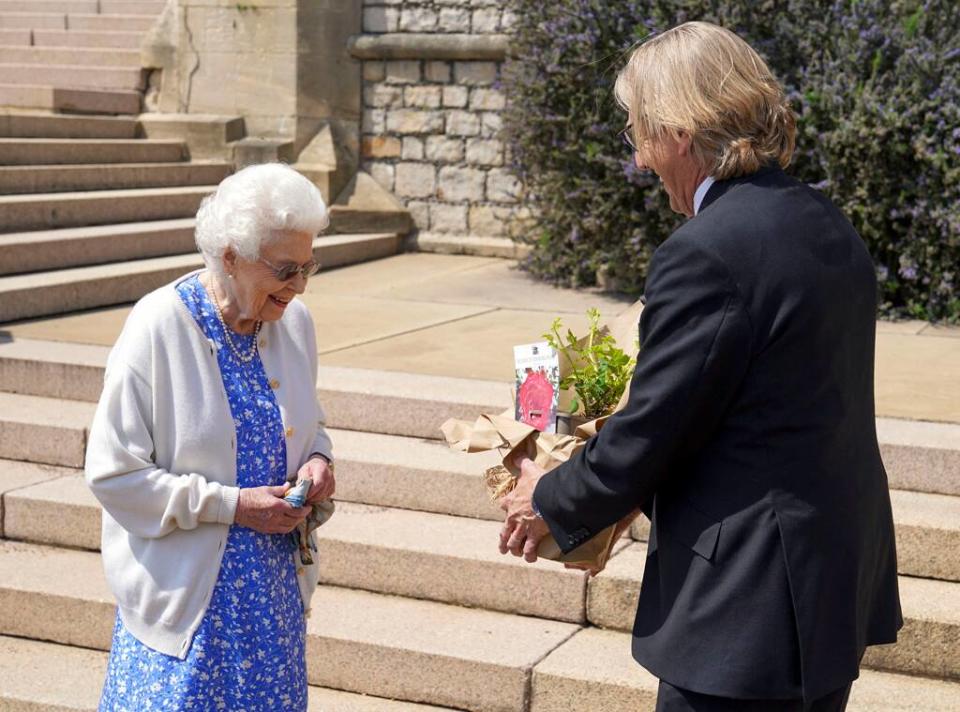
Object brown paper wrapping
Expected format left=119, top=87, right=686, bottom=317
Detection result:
left=440, top=299, right=646, bottom=571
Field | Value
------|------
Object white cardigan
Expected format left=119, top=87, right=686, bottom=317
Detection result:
left=85, top=271, right=334, bottom=659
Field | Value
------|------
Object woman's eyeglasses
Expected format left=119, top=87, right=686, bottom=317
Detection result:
left=259, top=257, right=321, bottom=282
left=619, top=124, right=638, bottom=153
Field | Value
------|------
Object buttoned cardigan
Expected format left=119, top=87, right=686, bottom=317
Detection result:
left=85, top=271, right=334, bottom=659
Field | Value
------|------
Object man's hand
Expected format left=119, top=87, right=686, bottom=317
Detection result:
left=499, top=456, right=551, bottom=563
left=299, top=455, right=335, bottom=504
left=235, top=485, right=311, bottom=534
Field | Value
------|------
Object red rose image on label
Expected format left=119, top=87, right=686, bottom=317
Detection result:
left=513, top=341, right=559, bottom=433
left=517, top=369, right=556, bottom=431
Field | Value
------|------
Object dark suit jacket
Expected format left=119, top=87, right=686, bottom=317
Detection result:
left=534, top=165, right=902, bottom=701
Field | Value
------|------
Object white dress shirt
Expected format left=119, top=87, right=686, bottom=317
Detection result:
left=693, top=175, right=716, bottom=215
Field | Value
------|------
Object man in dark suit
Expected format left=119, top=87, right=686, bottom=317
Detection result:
left=499, top=21, right=902, bottom=712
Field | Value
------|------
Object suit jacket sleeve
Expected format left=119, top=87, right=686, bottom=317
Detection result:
left=534, top=232, right=753, bottom=553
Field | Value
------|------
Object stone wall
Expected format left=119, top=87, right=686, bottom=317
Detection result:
left=355, top=0, right=524, bottom=253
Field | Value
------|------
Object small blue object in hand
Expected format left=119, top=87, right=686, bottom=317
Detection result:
left=284, top=479, right=311, bottom=508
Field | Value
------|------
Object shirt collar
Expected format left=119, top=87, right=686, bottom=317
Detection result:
left=693, top=176, right=716, bottom=216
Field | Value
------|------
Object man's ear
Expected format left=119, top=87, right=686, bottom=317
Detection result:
left=675, top=130, right=693, bottom=157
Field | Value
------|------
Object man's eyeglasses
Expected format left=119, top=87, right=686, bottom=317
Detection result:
left=260, top=257, right=321, bottom=282
left=619, top=124, right=638, bottom=153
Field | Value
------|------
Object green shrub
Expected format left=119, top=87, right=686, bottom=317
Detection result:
left=502, top=0, right=960, bottom=321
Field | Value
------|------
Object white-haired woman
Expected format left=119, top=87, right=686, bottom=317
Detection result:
left=86, top=163, right=335, bottom=710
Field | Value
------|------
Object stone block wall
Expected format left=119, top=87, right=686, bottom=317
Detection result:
left=356, top=0, right=524, bottom=249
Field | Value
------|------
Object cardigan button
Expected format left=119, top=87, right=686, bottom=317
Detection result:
left=269, top=379, right=280, bottom=390
left=285, top=427, right=295, bottom=438
left=296, top=567, right=305, bottom=576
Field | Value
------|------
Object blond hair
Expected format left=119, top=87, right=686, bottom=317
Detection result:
left=615, top=21, right=796, bottom=180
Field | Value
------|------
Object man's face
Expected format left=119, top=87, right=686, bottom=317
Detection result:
left=632, top=128, right=700, bottom=217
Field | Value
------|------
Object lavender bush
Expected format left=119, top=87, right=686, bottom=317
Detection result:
left=503, top=0, right=960, bottom=321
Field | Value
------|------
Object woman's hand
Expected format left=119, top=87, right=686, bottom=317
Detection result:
left=299, top=455, right=335, bottom=504
left=234, top=485, right=311, bottom=534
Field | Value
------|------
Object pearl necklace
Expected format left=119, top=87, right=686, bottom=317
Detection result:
left=208, top=279, right=262, bottom=364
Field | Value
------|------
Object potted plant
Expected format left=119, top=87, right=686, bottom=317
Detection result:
left=543, top=308, right=637, bottom=434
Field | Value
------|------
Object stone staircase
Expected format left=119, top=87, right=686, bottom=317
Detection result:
left=0, top=1, right=412, bottom=324
left=0, top=336, right=958, bottom=710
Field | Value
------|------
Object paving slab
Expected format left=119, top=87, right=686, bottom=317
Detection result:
left=875, top=332, right=960, bottom=423
left=0, top=137, right=184, bottom=165
left=0, top=635, right=455, bottom=712
left=306, top=585, right=580, bottom=712
left=0, top=457, right=72, bottom=537
left=301, top=293, right=496, bottom=354
left=589, top=542, right=960, bottom=681
left=317, top=501, right=589, bottom=622
left=322, top=308, right=596, bottom=381
left=363, top=258, right=633, bottom=316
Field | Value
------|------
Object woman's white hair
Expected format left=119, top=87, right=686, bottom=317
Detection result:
left=194, top=163, right=330, bottom=276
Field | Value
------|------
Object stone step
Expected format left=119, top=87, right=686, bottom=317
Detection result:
left=0, top=232, right=401, bottom=320
left=0, top=540, right=580, bottom=711
left=0, top=47, right=140, bottom=68
left=0, top=217, right=196, bottom=275
left=100, top=0, right=166, bottom=14
left=0, top=392, right=93, bottom=467
left=0, top=28, right=28, bottom=46
left=0, top=12, right=67, bottom=30
left=0, top=160, right=230, bottom=195
left=0, top=137, right=185, bottom=165
left=0, top=635, right=452, bottom=712
left=66, top=13, right=156, bottom=32
left=0, top=1, right=96, bottom=12
left=2, top=407, right=959, bottom=583
left=531, top=626, right=960, bottom=711
left=32, top=28, right=142, bottom=48
left=0, top=62, right=145, bottom=90
left=2, top=476, right=590, bottom=621
left=2, top=340, right=957, bottom=504
left=0, top=83, right=140, bottom=113
left=0, top=339, right=956, bottom=495
left=587, top=541, right=960, bottom=682
left=0, top=184, right=206, bottom=235
left=0, top=109, right=137, bottom=138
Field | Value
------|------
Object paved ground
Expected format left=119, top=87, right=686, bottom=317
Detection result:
left=1, top=252, right=958, bottom=423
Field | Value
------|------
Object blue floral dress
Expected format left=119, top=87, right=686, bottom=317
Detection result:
left=99, top=274, right=308, bottom=711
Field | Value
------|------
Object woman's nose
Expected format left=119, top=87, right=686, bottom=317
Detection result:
left=291, top=272, right=308, bottom=294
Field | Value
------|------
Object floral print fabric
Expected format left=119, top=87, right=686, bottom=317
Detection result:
left=99, top=274, right=307, bottom=711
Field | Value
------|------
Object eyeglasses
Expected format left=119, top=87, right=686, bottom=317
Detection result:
left=619, top=124, right=638, bottom=152
left=260, top=257, right=321, bottom=282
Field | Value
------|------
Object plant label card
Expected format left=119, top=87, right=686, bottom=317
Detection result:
left=514, top=341, right=560, bottom=433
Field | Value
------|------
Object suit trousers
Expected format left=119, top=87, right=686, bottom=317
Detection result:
left=655, top=680, right=853, bottom=712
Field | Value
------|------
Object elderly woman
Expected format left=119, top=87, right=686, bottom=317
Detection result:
left=502, top=21, right=901, bottom=712
left=85, top=162, right=335, bottom=710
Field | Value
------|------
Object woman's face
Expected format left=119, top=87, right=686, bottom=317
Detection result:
left=224, top=230, right=315, bottom=322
